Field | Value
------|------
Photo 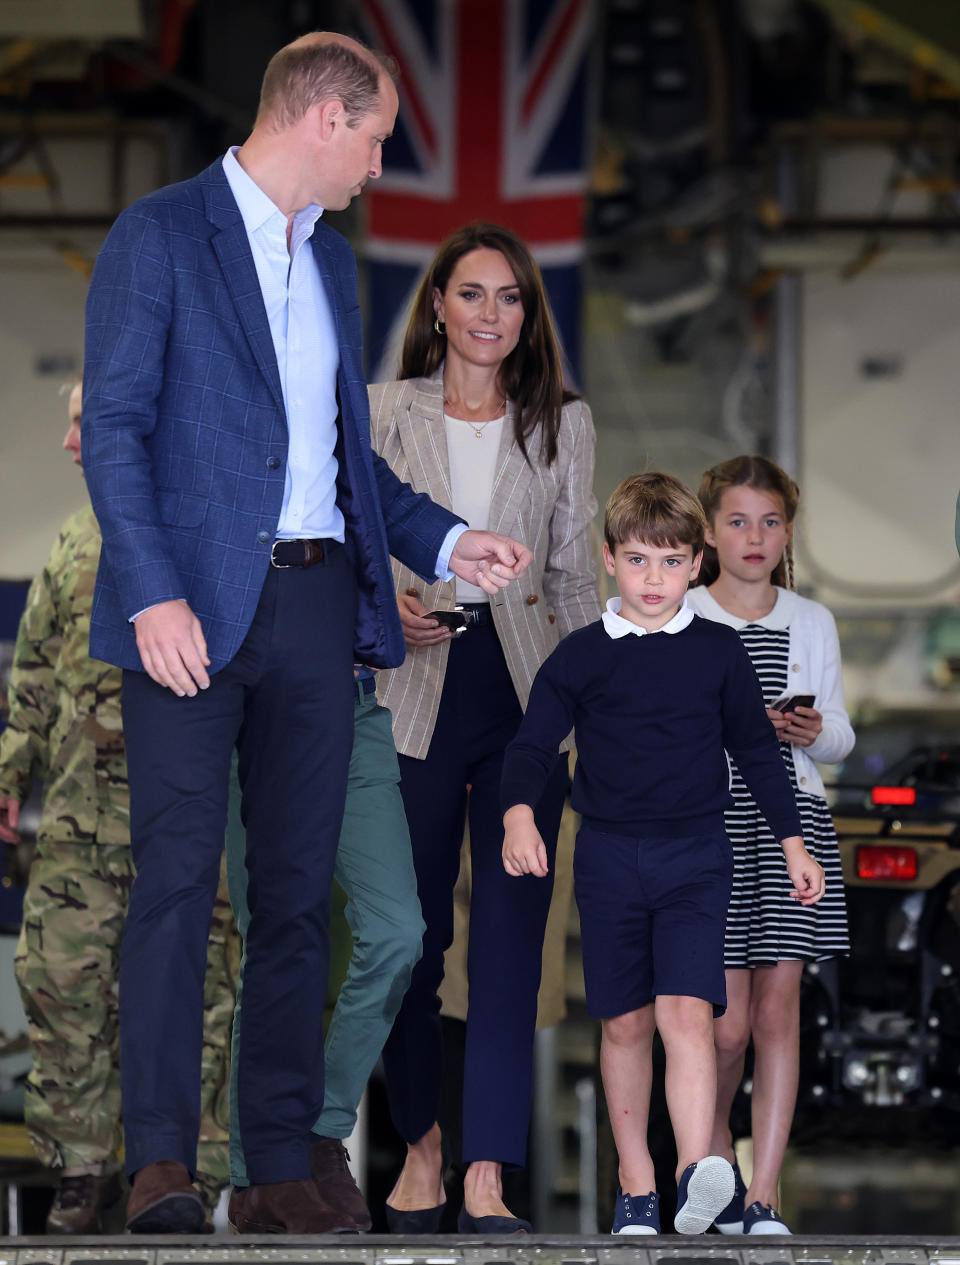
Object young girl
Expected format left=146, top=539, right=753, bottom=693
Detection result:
left=686, top=455, right=853, bottom=1236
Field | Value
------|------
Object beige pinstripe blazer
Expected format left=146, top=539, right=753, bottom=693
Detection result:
left=370, top=369, right=601, bottom=759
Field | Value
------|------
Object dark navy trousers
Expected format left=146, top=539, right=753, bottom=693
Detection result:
left=119, top=545, right=356, bottom=1183
left=381, top=621, right=568, bottom=1169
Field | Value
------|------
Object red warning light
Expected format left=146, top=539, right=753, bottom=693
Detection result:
left=856, top=845, right=918, bottom=881
left=871, top=786, right=917, bottom=807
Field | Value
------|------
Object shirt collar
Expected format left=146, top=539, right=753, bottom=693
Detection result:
left=222, top=146, right=324, bottom=237
left=688, top=584, right=796, bottom=631
left=601, top=595, right=695, bottom=639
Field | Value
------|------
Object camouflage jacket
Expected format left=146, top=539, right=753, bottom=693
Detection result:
left=0, top=506, right=128, bottom=844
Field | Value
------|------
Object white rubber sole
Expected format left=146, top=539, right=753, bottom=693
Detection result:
left=747, top=1220, right=792, bottom=1235
left=715, top=1219, right=745, bottom=1235
left=674, top=1156, right=735, bottom=1235
left=612, top=1225, right=659, bottom=1236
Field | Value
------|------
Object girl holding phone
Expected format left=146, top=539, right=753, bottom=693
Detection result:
left=686, top=455, right=853, bottom=1235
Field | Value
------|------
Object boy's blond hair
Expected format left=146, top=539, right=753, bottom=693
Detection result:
left=604, top=472, right=706, bottom=555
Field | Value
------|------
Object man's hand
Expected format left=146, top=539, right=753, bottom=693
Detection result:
left=134, top=600, right=211, bottom=696
left=0, top=798, right=21, bottom=845
left=502, top=804, right=549, bottom=878
left=782, top=836, right=825, bottom=906
left=397, top=593, right=450, bottom=650
left=449, top=530, right=532, bottom=596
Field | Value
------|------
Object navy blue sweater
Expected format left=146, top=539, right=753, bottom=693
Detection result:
left=502, top=615, right=803, bottom=841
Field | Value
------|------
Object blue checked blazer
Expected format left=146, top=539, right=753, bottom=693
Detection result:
left=82, top=159, right=458, bottom=674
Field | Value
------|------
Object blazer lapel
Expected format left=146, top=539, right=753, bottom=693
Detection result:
left=488, top=401, right=536, bottom=536
left=201, top=165, right=285, bottom=418
left=397, top=372, right=454, bottom=512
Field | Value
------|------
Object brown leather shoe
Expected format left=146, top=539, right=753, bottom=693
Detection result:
left=228, top=1178, right=358, bottom=1234
left=310, top=1137, right=371, bottom=1231
left=46, top=1171, right=123, bottom=1234
left=126, top=1161, right=206, bottom=1234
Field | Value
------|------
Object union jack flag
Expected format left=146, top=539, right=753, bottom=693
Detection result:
left=358, top=0, right=594, bottom=381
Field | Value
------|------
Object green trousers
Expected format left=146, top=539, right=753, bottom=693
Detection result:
left=225, top=686, right=424, bottom=1185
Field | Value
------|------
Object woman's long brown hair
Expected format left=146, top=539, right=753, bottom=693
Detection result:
left=398, top=221, right=577, bottom=466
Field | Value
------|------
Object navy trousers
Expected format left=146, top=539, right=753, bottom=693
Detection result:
left=381, top=621, right=568, bottom=1169
left=119, top=546, right=357, bottom=1183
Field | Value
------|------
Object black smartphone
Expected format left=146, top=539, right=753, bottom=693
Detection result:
left=427, top=608, right=468, bottom=635
left=770, top=693, right=815, bottom=714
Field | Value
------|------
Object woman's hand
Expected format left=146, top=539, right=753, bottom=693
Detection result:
left=783, top=704, right=823, bottom=748
left=398, top=592, right=451, bottom=650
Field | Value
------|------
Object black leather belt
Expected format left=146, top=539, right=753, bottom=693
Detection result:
left=271, top=538, right=327, bottom=569
left=460, top=603, right=494, bottom=628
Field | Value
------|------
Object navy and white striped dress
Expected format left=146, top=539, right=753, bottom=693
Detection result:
left=723, top=623, right=849, bottom=966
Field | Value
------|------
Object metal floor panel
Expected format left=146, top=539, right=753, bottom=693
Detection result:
left=0, top=1237, right=959, bottom=1265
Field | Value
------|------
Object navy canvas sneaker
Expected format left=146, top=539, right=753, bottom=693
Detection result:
left=713, top=1157, right=747, bottom=1235
left=673, top=1156, right=735, bottom=1235
left=743, top=1201, right=792, bottom=1235
left=611, top=1188, right=660, bottom=1235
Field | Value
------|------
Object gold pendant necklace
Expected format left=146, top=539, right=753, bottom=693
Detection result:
left=443, top=396, right=507, bottom=437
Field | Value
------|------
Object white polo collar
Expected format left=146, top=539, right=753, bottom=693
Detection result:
left=602, top=596, right=695, bottom=639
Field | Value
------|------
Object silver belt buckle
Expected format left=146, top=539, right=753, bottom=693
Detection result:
left=270, top=540, right=298, bottom=569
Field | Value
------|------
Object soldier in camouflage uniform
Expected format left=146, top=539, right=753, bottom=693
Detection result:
left=0, top=384, right=240, bottom=1233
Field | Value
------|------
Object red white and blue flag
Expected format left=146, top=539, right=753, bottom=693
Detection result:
left=359, top=0, right=594, bottom=381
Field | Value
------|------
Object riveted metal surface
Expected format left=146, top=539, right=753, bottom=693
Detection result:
left=0, top=1239, right=955, bottom=1265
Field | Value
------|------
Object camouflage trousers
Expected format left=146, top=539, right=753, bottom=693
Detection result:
left=14, top=838, right=240, bottom=1191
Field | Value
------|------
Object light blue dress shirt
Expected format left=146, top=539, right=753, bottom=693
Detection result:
left=223, top=147, right=343, bottom=542
left=221, top=147, right=465, bottom=573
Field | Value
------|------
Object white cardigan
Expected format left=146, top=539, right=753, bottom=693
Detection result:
left=685, top=585, right=855, bottom=800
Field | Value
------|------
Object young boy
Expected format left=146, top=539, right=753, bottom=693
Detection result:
left=501, top=472, right=824, bottom=1236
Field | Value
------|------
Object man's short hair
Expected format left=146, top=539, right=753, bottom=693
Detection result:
left=257, top=37, right=395, bottom=129
left=604, top=472, right=706, bottom=555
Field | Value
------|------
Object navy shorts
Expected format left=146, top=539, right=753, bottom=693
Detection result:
left=574, top=822, right=734, bottom=1019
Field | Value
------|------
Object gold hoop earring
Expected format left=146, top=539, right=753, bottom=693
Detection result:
left=434, top=317, right=446, bottom=335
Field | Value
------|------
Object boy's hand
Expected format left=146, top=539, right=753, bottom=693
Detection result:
left=782, top=836, right=825, bottom=905
left=502, top=804, right=549, bottom=878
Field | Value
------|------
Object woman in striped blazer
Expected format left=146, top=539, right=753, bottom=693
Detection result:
left=372, top=223, right=600, bottom=1234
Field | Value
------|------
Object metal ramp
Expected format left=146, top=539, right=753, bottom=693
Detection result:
left=2, top=1238, right=960, bottom=1265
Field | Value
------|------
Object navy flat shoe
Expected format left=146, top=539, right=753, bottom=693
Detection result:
left=385, top=1201, right=446, bottom=1234
left=457, top=1204, right=531, bottom=1234
left=381, top=1199, right=447, bottom=1229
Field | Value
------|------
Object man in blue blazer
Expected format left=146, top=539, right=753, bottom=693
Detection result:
left=82, top=32, right=531, bottom=1235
